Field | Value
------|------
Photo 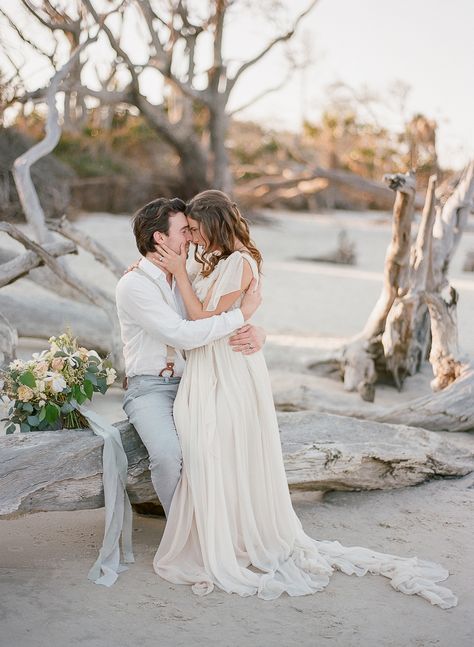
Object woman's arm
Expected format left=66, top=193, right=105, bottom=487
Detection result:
left=152, top=243, right=254, bottom=320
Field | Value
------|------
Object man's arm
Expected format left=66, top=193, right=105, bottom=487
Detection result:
left=116, top=277, right=260, bottom=351
left=229, top=325, right=266, bottom=355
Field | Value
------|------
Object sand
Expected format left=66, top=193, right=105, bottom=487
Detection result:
left=1, top=209, right=474, bottom=646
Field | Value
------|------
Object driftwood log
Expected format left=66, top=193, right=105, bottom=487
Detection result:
left=272, top=367, right=474, bottom=432
left=0, top=293, right=111, bottom=356
left=1, top=412, right=473, bottom=517
left=237, top=166, right=426, bottom=211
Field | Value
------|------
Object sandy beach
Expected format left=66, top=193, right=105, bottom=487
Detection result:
left=1, top=209, right=474, bottom=646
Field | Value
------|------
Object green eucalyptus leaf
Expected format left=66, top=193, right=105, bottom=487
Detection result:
left=83, top=380, right=93, bottom=400
left=61, top=402, right=75, bottom=414
left=45, top=403, right=59, bottom=424
left=19, top=371, right=36, bottom=388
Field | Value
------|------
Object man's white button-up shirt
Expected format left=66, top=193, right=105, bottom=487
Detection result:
left=115, top=257, right=244, bottom=378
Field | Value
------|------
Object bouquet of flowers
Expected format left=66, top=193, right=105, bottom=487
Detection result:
left=0, top=331, right=117, bottom=434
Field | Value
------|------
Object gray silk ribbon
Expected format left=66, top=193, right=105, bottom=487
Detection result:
left=78, top=405, right=135, bottom=586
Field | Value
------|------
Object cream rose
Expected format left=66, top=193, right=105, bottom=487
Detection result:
left=51, top=357, right=65, bottom=371
left=34, top=361, right=49, bottom=378
left=17, top=385, right=34, bottom=402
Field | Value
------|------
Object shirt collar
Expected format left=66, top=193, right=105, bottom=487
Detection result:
left=139, top=257, right=176, bottom=289
left=140, top=257, right=167, bottom=281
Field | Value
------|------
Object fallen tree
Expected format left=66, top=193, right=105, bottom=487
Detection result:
left=272, top=366, right=474, bottom=432
left=1, top=412, right=473, bottom=517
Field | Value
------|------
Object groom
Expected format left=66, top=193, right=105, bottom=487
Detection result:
left=116, top=197, right=264, bottom=516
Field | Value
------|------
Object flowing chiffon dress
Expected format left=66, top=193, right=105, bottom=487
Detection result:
left=153, top=251, right=457, bottom=609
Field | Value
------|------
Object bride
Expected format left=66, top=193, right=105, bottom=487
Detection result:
left=150, top=189, right=457, bottom=609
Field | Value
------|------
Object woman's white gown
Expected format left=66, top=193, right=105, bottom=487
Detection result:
left=153, top=251, right=457, bottom=609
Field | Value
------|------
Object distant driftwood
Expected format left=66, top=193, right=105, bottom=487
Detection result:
left=1, top=412, right=473, bottom=517
left=295, top=230, right=356, bottom=266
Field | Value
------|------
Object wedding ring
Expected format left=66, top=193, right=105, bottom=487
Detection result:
left=159, top=255, right=164, bottom=261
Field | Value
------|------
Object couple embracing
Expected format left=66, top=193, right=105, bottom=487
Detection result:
left=115, top=190, right=457, bottom=607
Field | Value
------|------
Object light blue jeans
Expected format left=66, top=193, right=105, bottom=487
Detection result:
left=123, top=375, right=182, bottom=517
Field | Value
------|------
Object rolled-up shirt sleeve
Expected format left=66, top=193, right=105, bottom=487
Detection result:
left=116, top=279, right=244, bottom=351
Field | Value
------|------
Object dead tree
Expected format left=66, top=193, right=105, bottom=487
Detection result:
left=339, top=171, right=416, bottom=401
left=3, top=0, right=319, bottom=196
left=2, top=37, right=126, bottom=371
left=314, top=162, right=474, bottom=402
left=424, top=161, right=474, bottom=390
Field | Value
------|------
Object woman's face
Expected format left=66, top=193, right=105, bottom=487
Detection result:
left=187, top=216, right=209, bottom=249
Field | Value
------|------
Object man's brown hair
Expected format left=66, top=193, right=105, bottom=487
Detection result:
left=132, top=197, right=186, bottom=256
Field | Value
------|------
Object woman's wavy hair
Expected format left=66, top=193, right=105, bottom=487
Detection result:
left=184, top=190, right=262, bottom=277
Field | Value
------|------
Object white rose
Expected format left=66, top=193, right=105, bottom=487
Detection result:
left=46, top=373, right=67, bottom=393
left=105, top=368, right=117, bottom=386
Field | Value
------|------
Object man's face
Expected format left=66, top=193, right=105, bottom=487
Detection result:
left=153, top=211, right=192, bottom=254
left=186, top=215, right=209, bottom=249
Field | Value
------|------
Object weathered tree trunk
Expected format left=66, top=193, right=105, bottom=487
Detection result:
left=381, top=174, right=437, bottom=386
left=315, top=161, right=474, bottom=402
left=2, top=412, right=473, bottom=517
left=425, top=161, right=474, bottom=390
left=340, top=172, right=416, bottom=400
left=209, top=101, right=233, bottom=194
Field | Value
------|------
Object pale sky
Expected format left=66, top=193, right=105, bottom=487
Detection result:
left=1, top=0, right=473, bottom=169
left=225, top=0, right=474, bottom=170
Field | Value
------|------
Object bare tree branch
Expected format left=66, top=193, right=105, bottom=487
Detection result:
left=227, top=0, right=319, bottom=94
left=18, top=0, right=80, bottom=34
left=229, top=69, right=293, bottom=116
left=0, top=7, right=55, bottom=62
